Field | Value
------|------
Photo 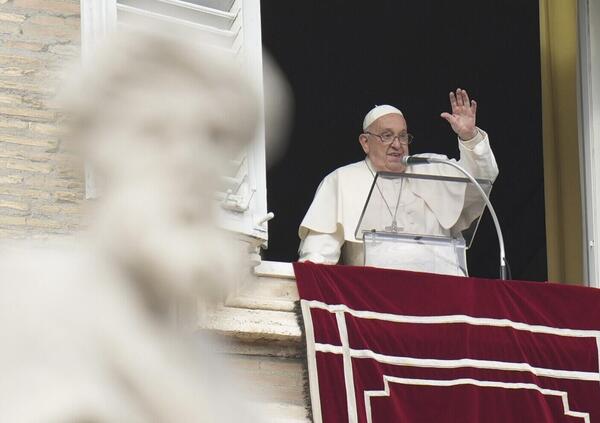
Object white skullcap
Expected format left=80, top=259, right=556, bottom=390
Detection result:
left=362, top=105, right=403, bottom=130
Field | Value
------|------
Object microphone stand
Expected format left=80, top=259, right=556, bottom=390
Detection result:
left=404, top=156, right=507, bottom=280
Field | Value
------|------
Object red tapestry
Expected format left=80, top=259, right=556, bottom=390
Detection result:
left=293, top=262, right=600, bottom=423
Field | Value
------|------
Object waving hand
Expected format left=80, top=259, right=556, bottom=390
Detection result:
left=440, top=88, right=478, bottom=140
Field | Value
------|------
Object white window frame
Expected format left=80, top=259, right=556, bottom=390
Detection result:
left=80, top=0, right=270, bottom=245
left=80, top=0, right=116, bottom=200
left=577, top=0, right=600, bottom=287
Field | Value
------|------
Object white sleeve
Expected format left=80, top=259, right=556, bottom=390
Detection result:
left=457, top=128, right=499, bottom=182
left=298, top=228, right=345, bottom=264
left=452, top=127, right=500, bottom=232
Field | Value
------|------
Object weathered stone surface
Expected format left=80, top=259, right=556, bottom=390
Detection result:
left=0, top=215, right=27, bottom=226
left=0, top=185, right=51, bottom=199
left=21, top=94, right=46, bottom=107
left=255, top=261, right=296, bottom=278
left=56, top=167, right=80, bottom=179
left=249, top=402, right=309, bottom=423
left=0, top=80, right=55, bottom=94
left=29, top=122, right=61, bottom=136
left=0, top=93, right=23, bottom=104
left=21, top=22, right=79, bottom=40
left=202, top=306, right=302, bottom=343
left=0, top=54, right=41, bottom=65
left=0, top=66, right=37, bottom=76
left=226, top=355, right=306, bottom=406
left=28, top=14, right=65, bottom=26
left=2, top=158, right=53, bottom=173
left=24, top=173, right=83, bottom=189
left=0, top=117, right=28, bottom=130
left=0, top=199, right=30, bottom=212
left=2, top=40, right=46, bottom=52
left=50, top=179, right=83, bottom=190
left=0, top=106, right=54, bottom=120
left=0, top=12, right=27, bottom=23
left=0, top=174, right=24, bottom=184
left=226, top=275, right=299, bottom=312
left=14, top=0, right=80, bottom=16
left=65, top=15, right=78, bottom=27
left=47, top=43, right=78, bottom=56
left=0, top=228, right=28, bottom=238
left=25, top=217, right=62, bottom=229
left=0, top=148, right=54, bottom=163
left=0, top=134, right=58, bottom=149
left=0, top=149, right=30, bottom=161
left=203, top=263, right=310, bottom=420
left=0, top=22, right=21, bottom=35
left=38, top=203, right=82, bottom=215
left=214, top=338, right=303, bottom=358
left=55, top=190, right=79, bottom=203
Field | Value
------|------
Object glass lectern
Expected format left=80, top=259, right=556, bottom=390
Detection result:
left=355, top=172, right=493, bottom=276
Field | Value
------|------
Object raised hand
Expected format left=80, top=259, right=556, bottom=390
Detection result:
left=440, top=88, right=477, bottom=140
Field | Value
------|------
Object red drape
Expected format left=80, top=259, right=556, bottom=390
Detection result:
left=294, top=262, right=600, bottom=423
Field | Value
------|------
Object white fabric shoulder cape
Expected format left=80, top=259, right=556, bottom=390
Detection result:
left=299, top=152, right=489, bottom=243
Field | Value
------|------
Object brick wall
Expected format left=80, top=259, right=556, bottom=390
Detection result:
left=0, top=0, right=83, bottom=239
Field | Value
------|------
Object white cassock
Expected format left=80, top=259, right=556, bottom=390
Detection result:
left=298, top=128, right=499, bottom=268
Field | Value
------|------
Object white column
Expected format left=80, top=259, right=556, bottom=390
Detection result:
left=578, top=0, right=600, bottom=287
left=80, top=0, right=117, bottom=199
left=80, top=0, right=117, bottom=61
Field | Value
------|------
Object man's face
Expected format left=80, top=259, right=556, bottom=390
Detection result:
left=359, top=114, right=409, bottom=173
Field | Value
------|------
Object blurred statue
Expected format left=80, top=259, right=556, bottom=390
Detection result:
left=0, top=28, right=271, bottom=422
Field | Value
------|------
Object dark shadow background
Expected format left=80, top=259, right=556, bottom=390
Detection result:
left=261, top=0, right=547, bottom=281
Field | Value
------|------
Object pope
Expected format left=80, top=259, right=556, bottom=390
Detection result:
left=298, top=88, right=499, bottom=268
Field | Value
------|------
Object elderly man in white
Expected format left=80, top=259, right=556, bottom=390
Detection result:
left=298, top=88, right=499, bottom=268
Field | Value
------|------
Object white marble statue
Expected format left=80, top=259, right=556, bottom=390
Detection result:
left=0, top=29, right=267, bottom=422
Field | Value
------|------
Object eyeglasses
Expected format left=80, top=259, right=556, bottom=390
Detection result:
left=364, top=131, right=414, bottom=145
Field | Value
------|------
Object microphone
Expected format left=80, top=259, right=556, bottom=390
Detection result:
left=402, top=155, right=430, bottom=165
